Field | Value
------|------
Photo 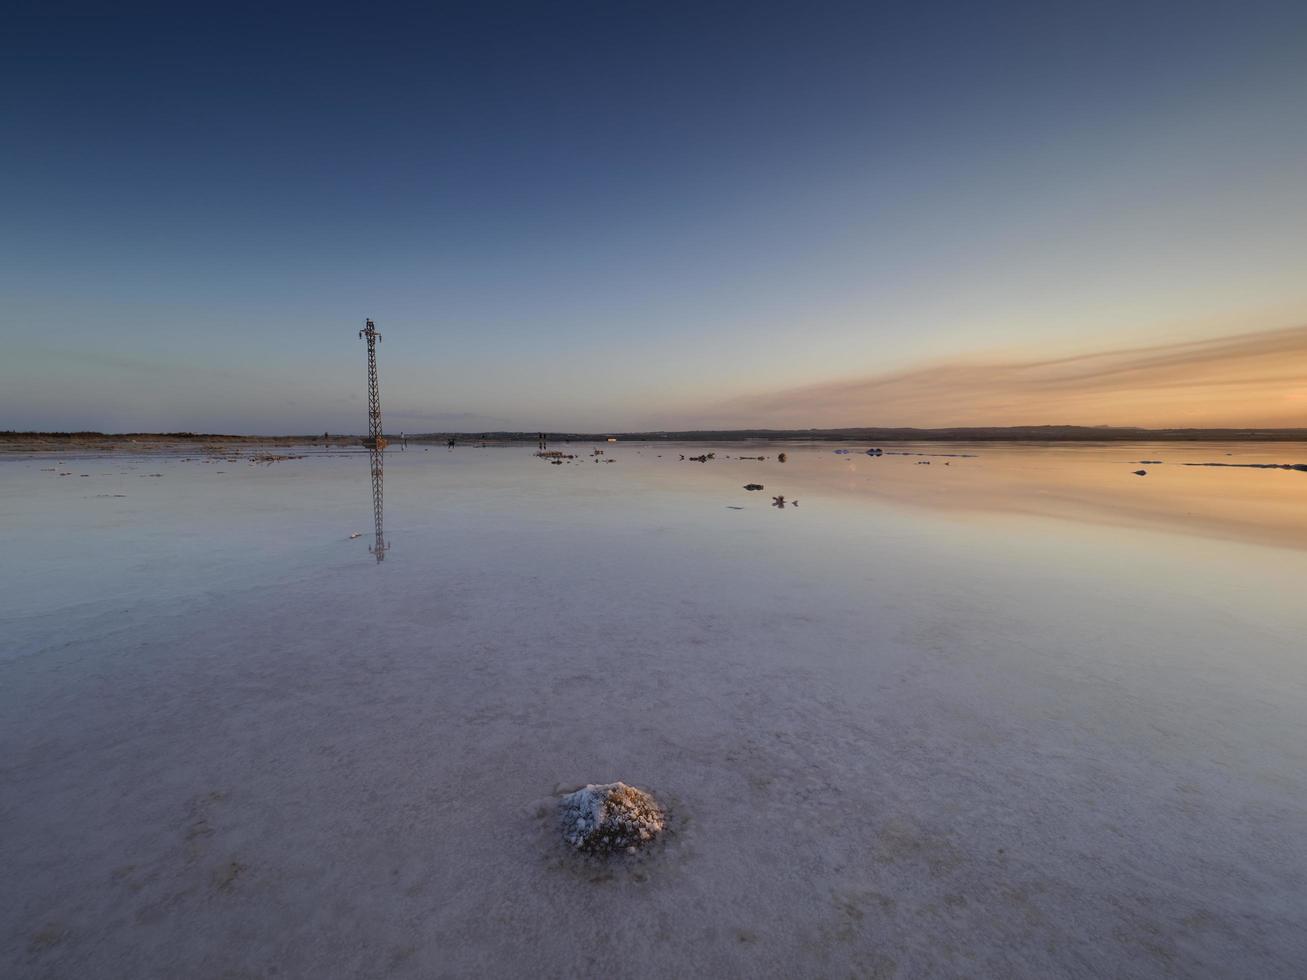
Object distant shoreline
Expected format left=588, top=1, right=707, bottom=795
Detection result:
left=4, top=424, right=1307, bottom=452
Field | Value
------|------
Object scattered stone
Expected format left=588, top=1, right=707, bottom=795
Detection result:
left=744, top=484, right=764, bottom=491
left=1184, top=462, right=1307, bottom=472
left=1133, top=469, right=1148, bottom=476
left=884, top=451, right=976, bottom=458
left=777, top=453, right=787, bottom=462
left=559, top=783, right=665, bottom=854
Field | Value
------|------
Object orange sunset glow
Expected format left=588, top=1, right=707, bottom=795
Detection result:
left=715, top=324, right=1307, bottom=429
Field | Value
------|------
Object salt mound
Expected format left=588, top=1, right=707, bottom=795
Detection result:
left=559, top=782, right=665, bottom=854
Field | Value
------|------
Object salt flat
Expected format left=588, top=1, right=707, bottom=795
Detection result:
left=2, top=442, right=1306, bottom=978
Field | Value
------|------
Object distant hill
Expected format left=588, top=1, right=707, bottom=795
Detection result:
left=5, top=425, right=1307, bottom=449
left=406, top=425, right=1307, bottom=443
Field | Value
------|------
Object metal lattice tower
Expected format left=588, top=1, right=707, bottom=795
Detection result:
left=359, top=318, right=389, bottom=562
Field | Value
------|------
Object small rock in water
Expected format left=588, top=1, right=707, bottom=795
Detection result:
left=558, top=782, right=665, bottom=854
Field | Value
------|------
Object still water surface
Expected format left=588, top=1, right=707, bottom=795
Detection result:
left=2, top=441, right=1305, bottom=976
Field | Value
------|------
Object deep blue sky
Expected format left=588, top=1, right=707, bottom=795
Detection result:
left=4, top=1, right=1306, bottom=432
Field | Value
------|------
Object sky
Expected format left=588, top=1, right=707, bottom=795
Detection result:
left=3, top=0, right=1307, bottom=433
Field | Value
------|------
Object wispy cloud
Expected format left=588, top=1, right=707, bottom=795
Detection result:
left=709, top=325, right=1307, bottom=428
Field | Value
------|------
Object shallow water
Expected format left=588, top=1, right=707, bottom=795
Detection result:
left=3, top=442, right=1306, bottom=977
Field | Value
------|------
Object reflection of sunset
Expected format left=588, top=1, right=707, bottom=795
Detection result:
left=718, top=325, right=1307, bottom=429
left=817, top=444, right=1307, bottom=553
left=636, top=442, right=1307, bottom=552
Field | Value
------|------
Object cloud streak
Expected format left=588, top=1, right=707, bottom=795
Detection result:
left=709, top=325, right=1307, bottom=428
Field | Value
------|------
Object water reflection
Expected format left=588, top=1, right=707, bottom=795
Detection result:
left=810, top=442, right=1307, bottom=550
left=367, top=444, right=388, bottom=562
left=358, top=318, right=390, bottom=563
left=633, top=441, right=1307, bottom=551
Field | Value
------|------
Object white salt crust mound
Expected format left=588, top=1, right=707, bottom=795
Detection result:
left=559, top=782, right=665, bottom=854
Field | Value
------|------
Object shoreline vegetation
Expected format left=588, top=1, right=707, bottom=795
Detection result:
left=3, top=425, right=1307, bottom=453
